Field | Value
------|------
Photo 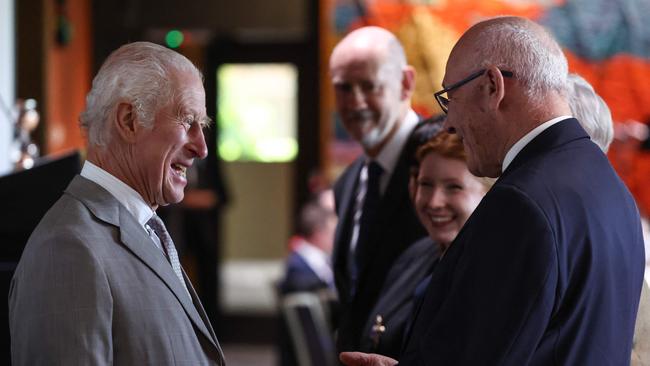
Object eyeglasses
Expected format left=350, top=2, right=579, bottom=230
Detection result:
left=434, top=69, right=514, bottom=114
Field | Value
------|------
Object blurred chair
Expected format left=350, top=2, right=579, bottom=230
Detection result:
left=281, top=292, right=336, bottom=366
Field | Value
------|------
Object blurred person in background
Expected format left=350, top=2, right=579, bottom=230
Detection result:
left=280, top=191, right=338, bottom=295
left=328, top=26, right=428, bottom=354
left=278, top=191, right=338, bottom=366
left=360, top=128, right=492, bottom=357
left=567, top=73, right=614, bottom=152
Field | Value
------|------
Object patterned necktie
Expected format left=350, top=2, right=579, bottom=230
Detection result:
left=147, top=214, right=190, bottom=298
left=348, top=161, right=383, bottom=296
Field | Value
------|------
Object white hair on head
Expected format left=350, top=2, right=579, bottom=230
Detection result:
left=80, top=41, right=201, bottom=146
left=471, top=17, right=569, bottom=101
left=567, top=73, right=613, bottom=152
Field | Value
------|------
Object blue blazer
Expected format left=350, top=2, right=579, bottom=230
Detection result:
left=400, top=119, right=645, bottom=365
left=279, top=251, right=330, bottom=294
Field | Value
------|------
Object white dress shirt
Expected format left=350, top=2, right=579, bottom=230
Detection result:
left=349, top=110, right=419, bottom=257
left=80, top=161, right=159, bottom=247
left=373, top=109, right=419, bottom=194
left=294, top=239, right=334, bottom=287
left=502, top=115, right=573, bottom=173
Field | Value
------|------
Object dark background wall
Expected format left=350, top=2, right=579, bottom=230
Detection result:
left=92, top=0, right=310, bottom=72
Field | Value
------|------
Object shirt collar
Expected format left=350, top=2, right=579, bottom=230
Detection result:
left=295, top=239, right=333, bottom=284
left=502, top=115, right=572, bottom=173
left=373, top=109, right=418, bottom=180
left=81, top=161, right=155, bottom=228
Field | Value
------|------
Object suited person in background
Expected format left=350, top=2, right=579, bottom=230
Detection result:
left=328, top=26, right=428, bottom=354
left=278, top=192, right=339, bottom=366
left=360, top=126, right=495, bottom=358
left=356, top=117, right=443, bottom=357
left=280, top=191, right=338, bottom=295
left=9, top=42, right=224, bottom=365
left=342, top=16, right=644, bottom=366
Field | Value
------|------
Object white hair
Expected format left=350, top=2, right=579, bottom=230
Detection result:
left=471, top=18, right=569, bottom=100
left=80, top=41, right=201, bottom=146
left=567, top=73, right=613, bottom=152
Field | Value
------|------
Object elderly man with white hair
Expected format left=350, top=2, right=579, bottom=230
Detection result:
left=9, top=42, right=225, bottom=365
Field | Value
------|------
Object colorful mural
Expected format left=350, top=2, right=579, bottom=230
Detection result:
left=328, top=0, right=650, bottom=215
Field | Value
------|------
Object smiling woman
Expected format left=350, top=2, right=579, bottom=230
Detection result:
left=358, top=129, right=492, bottom=358
left=414, top=131, right=493, bottom=252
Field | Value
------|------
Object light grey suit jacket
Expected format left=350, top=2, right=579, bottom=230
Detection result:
left=9, top=175, right=225, bottom=365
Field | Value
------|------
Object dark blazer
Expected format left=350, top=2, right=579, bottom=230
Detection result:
left=280, top=250, right=331, bottom=295
left=359, top=236, right=438, bottom=358
left=333, top=124, right=428, bottom=353
left=400, top=119, right=645, bottom=365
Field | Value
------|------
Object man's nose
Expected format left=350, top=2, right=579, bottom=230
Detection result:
left=429, top=188, right=446, bottom=209
left=349, top=85, right=368, bottom=109
left=188, top=125, right=208, bottom=159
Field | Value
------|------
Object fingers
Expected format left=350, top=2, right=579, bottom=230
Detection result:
left=339, top=351, right=398, bottom=366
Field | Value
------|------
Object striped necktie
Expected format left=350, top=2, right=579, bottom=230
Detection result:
left=147, top=214, right=190, bottom=298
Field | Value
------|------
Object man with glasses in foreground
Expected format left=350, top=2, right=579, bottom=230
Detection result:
left=341, top=16, right=644, bottom=366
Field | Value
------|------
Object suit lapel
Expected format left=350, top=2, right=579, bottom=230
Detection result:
left=117, top=208, right=219, bottom=350
left=66, top=176, right=221, bottom=354
left=378, top=149, right=411, bottom=219
left=356, top=146, right=411, bottom=274
left=333, top=158, right=364, bottom=299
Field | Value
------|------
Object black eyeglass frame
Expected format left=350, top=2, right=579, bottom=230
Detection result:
left=434, top=69, right=514, bottom=113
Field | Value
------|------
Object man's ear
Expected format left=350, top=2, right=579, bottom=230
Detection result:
left=484, top=66, right=506, bottom=112
left=114, top=102, right=139, bottom=143
left=401, top=66, right=416, bottom=100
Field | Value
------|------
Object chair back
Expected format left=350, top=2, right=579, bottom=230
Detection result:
left=281, top=292, right=336, bottom=366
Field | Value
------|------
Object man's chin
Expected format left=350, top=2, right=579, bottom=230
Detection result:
left=360, top=138, right=381, bottom=151
left=360, top=128, right=385, bottom=149
left=468, top=162, right=500, bottom=178
left=159, top=191, right=184, bottom=207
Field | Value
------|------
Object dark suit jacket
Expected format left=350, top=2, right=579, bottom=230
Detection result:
left=280, top=250, right=331, bottom=295
left=359, top=236, right=438, bottom=358
left=333, top=124, right=428, bottom=353
left=400, top=119, right=645, bottom=365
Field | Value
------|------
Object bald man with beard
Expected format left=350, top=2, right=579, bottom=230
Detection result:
left=329, top=26, right=428, bottom=357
